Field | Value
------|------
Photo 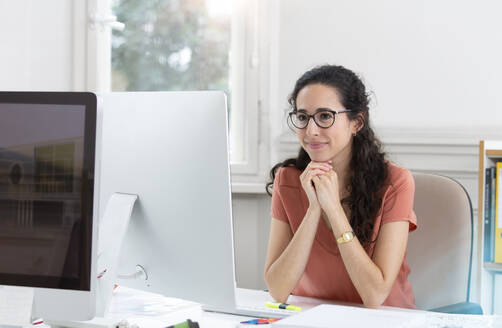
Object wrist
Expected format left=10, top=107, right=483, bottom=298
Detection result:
left=307, top=205, right=321, bottom=216
left=325, top=203, right=345, bottom=222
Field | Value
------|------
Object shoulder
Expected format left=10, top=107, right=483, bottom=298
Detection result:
left=275, top=166, right=302, bottom=189
left=385, top=162, right=414, bottom=190
left=381, top=162, right=414, bottom=201
left=380, top=162, right=417, bottom=230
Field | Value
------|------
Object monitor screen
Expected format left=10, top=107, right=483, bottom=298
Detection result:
left=0, top=92, right=96, bottom=291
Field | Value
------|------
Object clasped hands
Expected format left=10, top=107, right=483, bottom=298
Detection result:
left=299, top=160, right=343, bottom=218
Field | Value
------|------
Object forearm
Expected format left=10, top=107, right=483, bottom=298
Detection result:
left=265, top=207, right=321, bottom=303
left=327, top=206, right=388, bottom=307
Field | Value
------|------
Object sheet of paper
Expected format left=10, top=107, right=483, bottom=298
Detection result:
left=272, top=304, right=497, bottom=328
left=106, top=286, right=202, bottom=328
left=0, top=286, right=34, bottom=326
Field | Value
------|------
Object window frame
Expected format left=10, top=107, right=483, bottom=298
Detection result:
left=76, top=0, right=271, bottom=191
left=229, top=0, right=259, bottom=175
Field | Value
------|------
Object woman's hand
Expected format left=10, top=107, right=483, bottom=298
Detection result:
left=299, top=161, right=332, bottom=210
left=312, top=169, right=343, bottom=216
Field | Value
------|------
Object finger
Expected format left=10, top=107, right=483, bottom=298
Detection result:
left=319, top=174, right=334, bottom=187
left=306, top=169, right=328, bottom=180
left=304, top=169, right=327, bottom=186
left=321, top=169, right=334, bottom=179
left=305, top=172, right=323, bottom=191
left=325, top=170, right=335, bottom=178
left=309, top=160, right=333, bottom=168
left=328, top=170, right=339, bottom=181
left=307, top=162, right=332, bottom=172
left=307, top=169, right=328, bottom=177
left=306, top=165, right=331, bottom=173
left=316, top=174, right=329, bottom=185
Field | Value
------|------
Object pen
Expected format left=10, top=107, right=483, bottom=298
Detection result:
left=265, top=301, right=302, bottom=311
left=240, top=318, right=280, bottom=324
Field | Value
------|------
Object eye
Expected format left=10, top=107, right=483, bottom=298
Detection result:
left=296, top=113, right=308, bottom=121
left=318, top=112, right=334, bottom=122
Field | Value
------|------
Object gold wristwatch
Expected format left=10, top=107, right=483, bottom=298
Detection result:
left=336, top=231, right=354, bottom=244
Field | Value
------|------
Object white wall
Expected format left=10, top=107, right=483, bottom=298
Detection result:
left=233, top=194, right=271, bottom=289
left=0, top=0, right=73, bottom=91
left=273, top=0, right=502, bottom=131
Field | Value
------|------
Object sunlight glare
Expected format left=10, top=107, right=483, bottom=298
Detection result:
left=206, top=0, right=232, bottom=18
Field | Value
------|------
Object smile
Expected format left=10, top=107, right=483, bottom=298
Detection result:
left=308, top=142, right=328, bottom=150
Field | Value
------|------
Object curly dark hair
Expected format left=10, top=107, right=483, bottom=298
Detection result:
left=266, top=65, right=388, bottom=245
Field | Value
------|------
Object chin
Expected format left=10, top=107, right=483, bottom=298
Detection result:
left=306, top=151, right=332, bottom=162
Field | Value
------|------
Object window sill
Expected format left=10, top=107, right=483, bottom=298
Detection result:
left=231, top=182, right=267, bottom=194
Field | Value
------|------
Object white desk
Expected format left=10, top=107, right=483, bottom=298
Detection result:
left=50, top=287, right=501, bottom=328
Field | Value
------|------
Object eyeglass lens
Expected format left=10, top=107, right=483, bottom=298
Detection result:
left=291, top=111, right=335, bottom=128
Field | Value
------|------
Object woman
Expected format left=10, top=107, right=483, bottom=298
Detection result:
left=264, top=65, right=417, bottom=309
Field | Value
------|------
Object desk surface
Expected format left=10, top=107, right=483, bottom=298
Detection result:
left=60, top=287, right=501, bottom=328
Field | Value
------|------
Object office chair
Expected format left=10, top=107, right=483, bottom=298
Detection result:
left=407, top=173, right=482, bottom=314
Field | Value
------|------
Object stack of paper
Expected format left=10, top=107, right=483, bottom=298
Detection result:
left=107, top=286, right=202, bottom=327
left=0, top=286, right=34, bottom=327
left=271, top=304, right=497, bottom=328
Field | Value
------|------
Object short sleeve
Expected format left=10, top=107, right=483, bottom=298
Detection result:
left=270, top=168, right=289, bottom=223
left=381, top=168, right=417, bottom=232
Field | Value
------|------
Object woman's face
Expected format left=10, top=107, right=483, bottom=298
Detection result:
left=294, top=83, right=359, bottom=163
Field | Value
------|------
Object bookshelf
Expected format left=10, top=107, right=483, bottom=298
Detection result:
left=478, top=140, right=502, bottom=313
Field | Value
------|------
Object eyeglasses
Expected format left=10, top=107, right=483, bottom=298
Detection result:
left=288, top=109, right=352, bottom=129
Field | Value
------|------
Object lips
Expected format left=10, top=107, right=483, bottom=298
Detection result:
left=307, top=142, right=328, bottom=150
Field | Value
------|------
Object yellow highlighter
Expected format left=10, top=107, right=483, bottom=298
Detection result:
left=265, top=301, right=302, bottom=312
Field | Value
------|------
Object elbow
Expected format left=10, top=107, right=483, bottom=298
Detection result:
left=272, top=288, right=290, bottom=304
left=268, top=290, right=289, bottom=304
left=361, top=286, right=390, bottom=309
left=264, top=271, right=290, bottom=304
left=362, top=296, right=384, bottom=309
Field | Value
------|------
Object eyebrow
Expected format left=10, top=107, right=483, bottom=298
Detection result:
left=295, top=107, right=334, bottom=113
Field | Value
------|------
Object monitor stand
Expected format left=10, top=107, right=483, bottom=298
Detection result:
left=48, top=193, right=138, bottom=328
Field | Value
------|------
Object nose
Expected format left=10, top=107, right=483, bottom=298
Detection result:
left=305, top=117, right=320, bottom=136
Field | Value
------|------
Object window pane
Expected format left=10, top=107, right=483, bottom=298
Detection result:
left=111, top=0, right=231, bottom=97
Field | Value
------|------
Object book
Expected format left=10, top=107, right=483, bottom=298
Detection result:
left=490, top=167, right=496, bottom=262
left=495, top=162, right=502, bottom=263
left=484, top=167, right=492, bottom=262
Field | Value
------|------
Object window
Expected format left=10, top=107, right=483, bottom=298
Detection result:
left=94, top=0, right=256, bottom=171
left=111, top=0, right=231, bottom=96
left=35, top=143, right=75, bottom=194
left=83, top=0, right=266, bottom=185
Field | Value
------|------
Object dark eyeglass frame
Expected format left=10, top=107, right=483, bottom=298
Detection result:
left=288, top=109, right=352, bottom=129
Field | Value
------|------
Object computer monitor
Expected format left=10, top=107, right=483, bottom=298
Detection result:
left=0, top=92, right=98, bottom=321
left=98, top=91, right=237, bottom=309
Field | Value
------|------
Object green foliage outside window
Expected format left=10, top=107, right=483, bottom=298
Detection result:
left=112, top=0, right=231, bottom=95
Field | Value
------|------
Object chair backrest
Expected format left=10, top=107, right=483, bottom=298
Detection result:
left=407, top=173, right=473, bottom=310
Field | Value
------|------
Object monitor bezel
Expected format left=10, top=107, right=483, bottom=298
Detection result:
left=0, top=91, right=96, bottom=291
